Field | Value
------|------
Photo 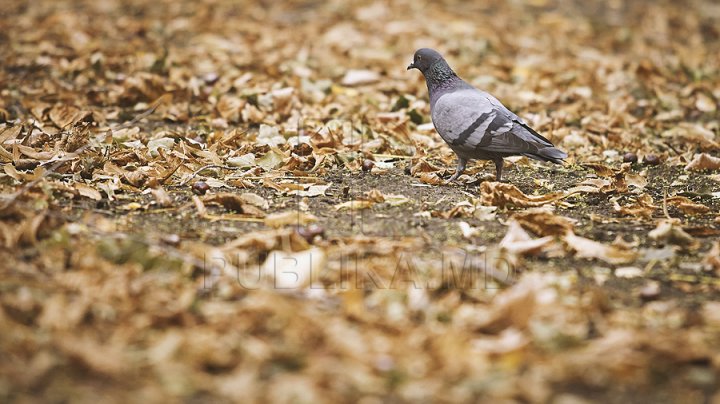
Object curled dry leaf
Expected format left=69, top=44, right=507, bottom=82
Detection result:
left=74, top=183, right=102, bottom=201
left=239, top=192, right=270, bottom=210
left=203, top=193, right=265, bottom=216
left=364, top=189, right=385, bottom=203
left=334, top=200, right=374, bottom=210
left=563, top=231, right=638, bottom=265
left=499, top=220, right=554, bottom=256
left=511, top=208, right=575, bottom=237
left=264, top=211, right=317, bottom=228
left=666, top=196, right=711, bottom=215
left=613, top=194, right=657, bottom=219
left=410, top=158, right=442, bottom=175
left=584, top=162, right=617, bottom=177
left=580, top=163, right=634, bottom=193
left=648, top=219, right=699, bottom=250
left=433, top=202, right=474, bottom=219
left=615, top=266, right=643, bottom=278
left=150, top=186, right=173, bottom=207
left=480, top=182, right=566, bottom=208
left=419, top=172, right=443, bottom=185
left=340, top=69, right=380, bottom=86
left=684, top=153, right=720, bottom=171
left=48, top=104, right=91, bottom=128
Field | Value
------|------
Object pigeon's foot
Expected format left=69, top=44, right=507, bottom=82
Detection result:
left=445, top=172, right=460, bottom=183
left=444, top=156, right=468, bottom=185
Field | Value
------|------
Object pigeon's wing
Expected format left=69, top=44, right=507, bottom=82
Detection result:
left=432, top=88, right=563, bottom=159
left=431, top=88, right=504, bottom=149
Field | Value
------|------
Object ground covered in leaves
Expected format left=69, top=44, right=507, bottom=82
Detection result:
left=1, top=0, right=720, bottom=402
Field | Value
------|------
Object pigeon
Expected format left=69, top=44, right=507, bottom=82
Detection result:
left=407, top=48, right=567, bottom=182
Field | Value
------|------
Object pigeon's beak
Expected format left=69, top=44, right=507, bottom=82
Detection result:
left=407, top=63, right=415, bottom=70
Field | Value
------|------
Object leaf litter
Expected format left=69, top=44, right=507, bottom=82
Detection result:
left=1, top=0, right=720, bottom=402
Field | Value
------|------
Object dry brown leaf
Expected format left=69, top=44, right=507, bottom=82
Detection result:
left=648, top=219, right=699, bottom=250
left=364, top=189, right=385, bottom=203
left=264, top=211, right=317, bottom=228
left=581, top=163, right=633, bottom=193
left=583, top=162, right=616, bottom=177
left=74, top=183, right=102, bottom=201
left=239, top=192, right=270, bottom=210
left=666, top=196, right=711, bottom=215
left=419, top=172, right=442, bottom=185
left=613, top=194, right=657, bottom=219
left=334, top=200, right=374, bottom=210
left=4, top=164, right=46, bottom=181
left=685, top=153, right=720, bottom=171
left=499, top=220, right=554, bottom=256
left=563, top=231, right=638, bottom=264
left=48, top=104, right=90, bottom=128
left=216, top=95, right=245, bottom=121
left=150, top=186, right=173, bottom=207
left=511, top=208, right=575, bottom=236
left=203, top=193, right=265, bottom=216
left=410, top=158, right=442, bottom=175
left=480, top=182, right=566, bottom=208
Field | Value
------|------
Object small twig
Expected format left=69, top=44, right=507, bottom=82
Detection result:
left=158, top=163, right=183, bottom=185
left=203, top=214, right=265, bottom=223
left=662, top=187, right=672, bottom=220
left=372, top=153, right=414, bottom=160
left=663, top=141, right=682, bottom=156
left=178, top=164, right=236, bottom=186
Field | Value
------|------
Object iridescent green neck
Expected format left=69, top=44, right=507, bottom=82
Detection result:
left=424, top=60, right=458, bottom=92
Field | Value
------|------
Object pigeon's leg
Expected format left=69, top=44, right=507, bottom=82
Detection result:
left=493, top=158, right=504, bottom=181
left=447, top=156, right=467, bottom=182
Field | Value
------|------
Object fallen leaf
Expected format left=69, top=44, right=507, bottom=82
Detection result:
left=648, top=219, right=699, bottom=250
left=481, top=182, right=566, bottom=208
left=685, top=153, right=720, bottom=171
left=499, top=220, right=554, bottom=256
left=74, top=183, right=102, bottom=201
left=419, top=172, right=442, bottom=185
left=563, top=231, right=638, bottom=264
left=334, top=200, right=374, bottom=210
left=613, top=194, right=657, bottom=219
left=48, top=104, right=90, bottom=128
left=667, top=196, right=711, bottom=215
left=340, top=69, right=380, bottom=86
left=512, top=208, right=575, bottom=236
left=264, top=211, right=317, bottom=228
left=203, top=193, right=265, bottom=216
left=239, top=192, right=270, bottom=210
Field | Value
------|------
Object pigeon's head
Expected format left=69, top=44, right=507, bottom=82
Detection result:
left=407, top=48, right=445, bottom=74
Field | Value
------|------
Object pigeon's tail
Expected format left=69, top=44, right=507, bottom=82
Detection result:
left=524, top=147, right=568, bottom=164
